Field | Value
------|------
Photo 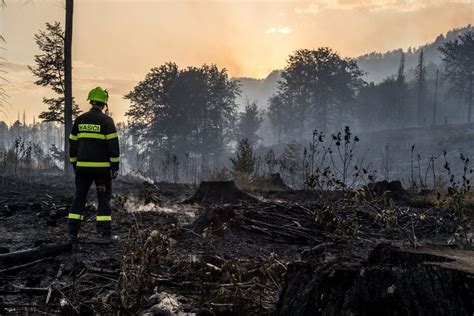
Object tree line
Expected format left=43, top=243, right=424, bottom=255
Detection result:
left=0, top=119, right=66, bottom=176
left=4, top=16, right=474, bottom=180
left=123, top=31, right=474, bottom=151
left=1, top=0, right=75, bottom=176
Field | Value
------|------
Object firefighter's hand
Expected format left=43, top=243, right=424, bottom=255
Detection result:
left=111, top=170, right=118, bottom=179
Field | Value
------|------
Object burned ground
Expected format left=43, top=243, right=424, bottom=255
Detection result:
left=0, top=175, right=473, bottom=315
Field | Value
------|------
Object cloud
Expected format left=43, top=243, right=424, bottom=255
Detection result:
left=265, top=26, right=293, bottom=34
left=295, top=0, right=473, bottom=14
left=294, top=2, right=323, bottom=14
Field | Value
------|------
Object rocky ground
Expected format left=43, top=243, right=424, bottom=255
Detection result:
left=0, top=175, right=473, bottom=315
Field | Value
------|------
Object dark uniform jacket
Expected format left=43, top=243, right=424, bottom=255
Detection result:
left=69, top=107, right=120, bottom=175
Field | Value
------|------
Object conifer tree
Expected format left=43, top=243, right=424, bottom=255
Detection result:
left=231, top=138, right=255, bottom=179
left=415, top=49, right=426, bottom=126
left=238, top=100, right=263, bottom=144
left=29, top=22, right=80, bottom=124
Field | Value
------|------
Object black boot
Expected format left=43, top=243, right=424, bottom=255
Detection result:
left=99, top=232, right=119, bottom=243
left=68, top=233, right=79, bottom=243
left=68, top=217, right=81, bottom=243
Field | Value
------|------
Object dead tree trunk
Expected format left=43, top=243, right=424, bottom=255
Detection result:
left=63, top=0, right=74, bottom=177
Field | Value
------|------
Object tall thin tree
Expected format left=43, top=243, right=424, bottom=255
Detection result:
left=0, top=35, right=8, bottom=117
left=415, top=49, right=426, bottom=127
left=64, top=0, right=74, bottom=176
left=395, top=52, right=407, bottom=126
left=433, top=68, right=439, bottom=126
left=0, top=0, right=8, bottom=116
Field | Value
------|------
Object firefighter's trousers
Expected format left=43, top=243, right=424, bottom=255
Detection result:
left=68, top=173, right=112, bottom=236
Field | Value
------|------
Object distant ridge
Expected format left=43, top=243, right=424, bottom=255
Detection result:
left=233, top=25, right=473, bottom=110
left=233, top=70, right=281, bottom=110
left=356, top=25, right=472, bottom=83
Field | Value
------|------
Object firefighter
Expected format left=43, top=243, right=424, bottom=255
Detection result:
left=67, top=87, right=120, bottom=243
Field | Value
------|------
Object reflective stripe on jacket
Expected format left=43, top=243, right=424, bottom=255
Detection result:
left=69, top=107, right=120, bottom=174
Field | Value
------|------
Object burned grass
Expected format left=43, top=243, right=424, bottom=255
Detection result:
left=0, top=175, right=472, bottom=314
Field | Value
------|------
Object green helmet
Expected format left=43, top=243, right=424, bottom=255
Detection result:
left=87, top=87, right=108, bottom=104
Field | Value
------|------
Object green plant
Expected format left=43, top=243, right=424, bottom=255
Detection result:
left=231, top=138, right=256, bottom=183
left=278, top=142, right=303, bottom=189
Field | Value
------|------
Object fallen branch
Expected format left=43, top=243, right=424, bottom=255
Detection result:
left=86, top=267, right=118, bottom=276
left=46, top=263, right=64, bottom=304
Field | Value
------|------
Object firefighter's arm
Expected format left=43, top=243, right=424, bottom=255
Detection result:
left=69, top=120, right=79, bottom=168
left=105, top=118, right=120, bottom=171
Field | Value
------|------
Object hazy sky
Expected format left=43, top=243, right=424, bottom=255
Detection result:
left=0, top=0, right=473, bottom=124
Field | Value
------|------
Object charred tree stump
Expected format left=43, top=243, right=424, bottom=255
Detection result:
left=185, top=181, right=256, bottom=205
left=251, top=173, right=291, bottom=192
left=277, top=244, right=474, bottom=315
left=365, top=180, right=410, bottom=200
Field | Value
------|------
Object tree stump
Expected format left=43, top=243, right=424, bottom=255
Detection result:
left=365, top=180, right=410, bottom=200
left=276, top=244, right=474, bottom=315
left=185, top=181, right=256, bottom=205
left=251, top=173, right=290, bottom=192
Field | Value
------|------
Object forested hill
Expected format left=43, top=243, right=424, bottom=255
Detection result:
left=233, top=25, right=472, bottom=109
left=356, top=25, right=472, bottom=83
left=233, top=70, right=281, bottom=110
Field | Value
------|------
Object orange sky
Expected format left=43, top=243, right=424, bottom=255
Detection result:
left=1, top=0, right=473, bottom=123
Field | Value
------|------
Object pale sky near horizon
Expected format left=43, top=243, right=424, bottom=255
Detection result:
left=0, top=0, right=473, bottom=124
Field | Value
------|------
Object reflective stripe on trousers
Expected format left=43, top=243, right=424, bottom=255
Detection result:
left=68, top=213, right=83, bottom=220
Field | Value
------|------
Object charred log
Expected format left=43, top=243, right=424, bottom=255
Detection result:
left=0, top=243, right=72, bottom=268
